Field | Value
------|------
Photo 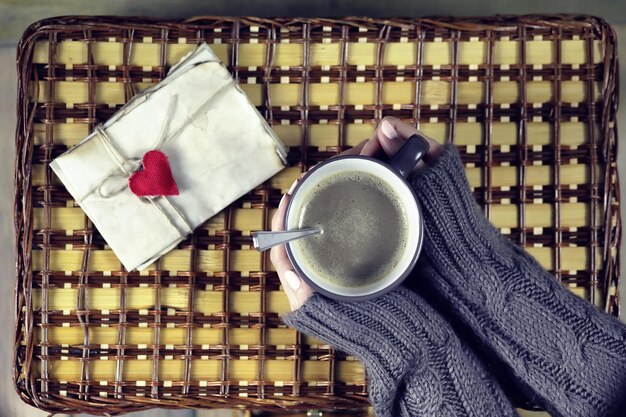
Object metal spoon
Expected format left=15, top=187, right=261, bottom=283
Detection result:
left=252, top=228, right=321, bottom=252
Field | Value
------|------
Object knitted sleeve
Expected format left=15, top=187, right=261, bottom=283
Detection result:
left=283, top=288, right=517, bottom=417
left=410, top=144, right=626, bottom=417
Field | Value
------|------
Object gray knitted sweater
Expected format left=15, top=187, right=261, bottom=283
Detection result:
left=283, top=145, right=626, bottom=417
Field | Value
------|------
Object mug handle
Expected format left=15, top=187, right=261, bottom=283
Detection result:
left=388, top=133, right=431, bottom=178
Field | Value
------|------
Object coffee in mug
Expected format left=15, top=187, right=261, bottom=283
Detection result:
left=288, top=170, right=409, bottom=288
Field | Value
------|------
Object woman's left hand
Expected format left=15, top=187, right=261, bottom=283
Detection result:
left=270, top=117, right=442, bottom=311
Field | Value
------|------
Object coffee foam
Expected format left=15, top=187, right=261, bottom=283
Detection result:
left=290, top=170, right=408, bottom=288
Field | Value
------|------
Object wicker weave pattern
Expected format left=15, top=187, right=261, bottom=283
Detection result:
left=14, top=15, right=620, bottom=415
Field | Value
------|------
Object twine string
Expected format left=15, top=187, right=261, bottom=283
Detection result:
left=73, top=79, right=235, bottom=236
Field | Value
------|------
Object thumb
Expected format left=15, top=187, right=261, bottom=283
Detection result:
left=377, top=116, right=443, bottom=164
left=377, top=118, right=406, bottom=157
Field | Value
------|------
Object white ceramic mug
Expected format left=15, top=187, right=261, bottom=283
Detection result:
left=284, top=134, right=429, bottom=301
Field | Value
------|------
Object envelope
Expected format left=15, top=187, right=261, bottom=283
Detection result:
left=50, top=43, right=288, bottom=271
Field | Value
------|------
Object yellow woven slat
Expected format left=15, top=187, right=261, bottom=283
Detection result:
left=34, top=79, right=599, bottom=108
left=33, top=207, right=85, bottom=230
left=33, top=118, right=588, bottom=156
left=36, top=161, right=593, bottom=205
left=34, top=287, right=190, bottom=311
left=526, top=246, right=602, bottom=272
left=310, top=43, right=341, bottom=66
left=275, top=43, right=304, bottom=66
left=48, top=359, right=223, bottom=381
left=272, top=125, right=303, bottom=147
left=31, top=38, right=604, bottom=67
left=232, top=208, right=264, bottom=233
left=230, top=251, right=262, bottom=274
left=463, top=164, right=590, bottom=189
left=32, top=249, right=223, bottom=272
left=40, top=327, right=298, bottom=347
left=41, top=327, right=220, bottom=346
left=347, top=43, right=377, bottom=65
left=33, top=122, right=90, bottom=146
left=198, top=211, right=226, bottom=233
left=487, top=202, right=591, bottom=228
left=308, top=124, right=344, bottom=149
left=33, top=287, right=291, bottom=315
left=46, top=358, right=364, bottom=383
left=268, top=166, right=302, bottom=193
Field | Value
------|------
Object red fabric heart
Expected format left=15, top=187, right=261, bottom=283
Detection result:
left=129, top=150, right=179, bottom=197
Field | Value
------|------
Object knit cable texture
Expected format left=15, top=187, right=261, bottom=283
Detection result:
left=411, top=144, right=626, bottom=417
left=283, top=288, right=517, bottom=417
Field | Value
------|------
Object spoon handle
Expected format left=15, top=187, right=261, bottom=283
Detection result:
left=252, top=228, right=321, bottom=252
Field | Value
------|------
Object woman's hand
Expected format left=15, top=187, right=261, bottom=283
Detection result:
left=270, top=117, right=442, bottom=311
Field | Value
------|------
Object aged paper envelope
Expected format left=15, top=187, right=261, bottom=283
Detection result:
left=51, top=43, right=287, bottom=271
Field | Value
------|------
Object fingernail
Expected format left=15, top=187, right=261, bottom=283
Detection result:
left=380, top=119, right=397, bottom=139
left=288, top=179, right=298, bottom=195
left=279, top=193, right=287, bottom=206
left=284, top=270, right=302, bottom=290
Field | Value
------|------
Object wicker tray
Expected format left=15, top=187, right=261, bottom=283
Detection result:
left=14, top=15, right=620, bottom=415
